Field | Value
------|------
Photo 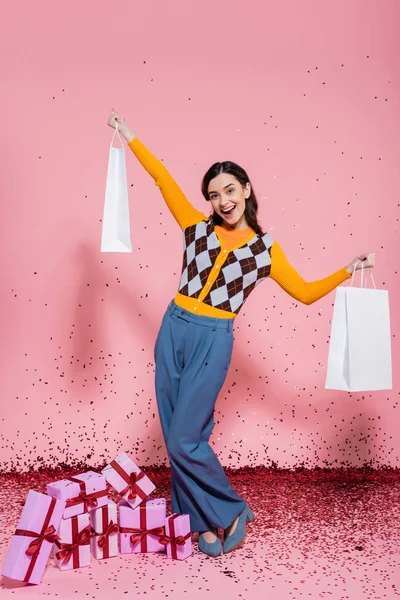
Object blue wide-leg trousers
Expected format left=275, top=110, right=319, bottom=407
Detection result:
left=154, top=301, right=246, bottom=533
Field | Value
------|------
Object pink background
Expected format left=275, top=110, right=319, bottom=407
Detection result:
left=0, top=0, right=398, bottom=471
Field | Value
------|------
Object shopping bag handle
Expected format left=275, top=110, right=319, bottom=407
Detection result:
left=350, top=260, right=376, bottom=289
left=110, top=122, right=124, bottom=149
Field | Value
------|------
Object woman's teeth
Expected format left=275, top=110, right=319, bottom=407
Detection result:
left=222, top=206, right=235, bottom=215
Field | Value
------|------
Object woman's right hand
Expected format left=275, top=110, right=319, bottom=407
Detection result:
left=107, top=108, right=135, bottom=142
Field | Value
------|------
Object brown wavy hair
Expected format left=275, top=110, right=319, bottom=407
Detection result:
left=201, top=161, right=265, bottom=236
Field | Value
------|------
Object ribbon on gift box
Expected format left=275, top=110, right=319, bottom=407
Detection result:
left=158, top=515, right=191, bottom=559
left=14, top=497, right=60, bottom=583
left=119, top=504, right=164, bottom=552
left=65, top=476, right=108, bottom=512
left=109, top=460, right=147, bottom=501
left=92, top=505, right=119, bottom=558
left=55, top=520, right=93, bottom=567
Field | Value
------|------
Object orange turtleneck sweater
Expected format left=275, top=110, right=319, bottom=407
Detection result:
left=127, top=137, right=351, bottom=318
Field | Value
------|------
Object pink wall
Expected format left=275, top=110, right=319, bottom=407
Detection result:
left=1, top=1, right=399, bottom=471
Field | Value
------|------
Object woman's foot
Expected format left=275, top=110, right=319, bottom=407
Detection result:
left=223, top=505, right=254, bottom=554
left=198, top=528, right=222, bottom=557
left=224, top=516, right=240, bottom=537
left=201, top=530, right=218, bottom=544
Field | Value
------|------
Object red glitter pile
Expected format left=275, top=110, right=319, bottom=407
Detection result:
left=0, top=465, right=399, bottom=599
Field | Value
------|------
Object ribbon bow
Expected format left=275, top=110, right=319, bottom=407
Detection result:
left=96, top=521, right=120, bottom=549
left=15, top=525, right=60, bottom=558
left=122, top=471, right=146, bottom=501
left=65, top=476, right=107, bottom=511
left=55, top=525, right=93, bottom=565
left=78, top=490, right=98, bottom=509
left=158, top=532, right=191, bottom=547
left=129, top=527, right=165, bottom=545
left=119, top=525, right=165, bottom=545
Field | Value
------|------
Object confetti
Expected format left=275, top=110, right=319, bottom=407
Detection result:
left=0, top=467, right=399, bottom=597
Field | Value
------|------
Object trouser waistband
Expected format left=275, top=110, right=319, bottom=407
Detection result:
left=167, top=300, right=233, bottom=332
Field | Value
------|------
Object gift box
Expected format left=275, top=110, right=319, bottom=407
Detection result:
left=160, top=514, right=192, bottom=560
left=47, top=471, right=108, bottom=519
left=102, top=452, right=155, bottom=509
left=1, top=490, right=65, bottom=585
left=89, top=501, right=119, bottom=560
left=53, top=513, right=92, bottom=571
left=119, top=498, right=166, bottom=554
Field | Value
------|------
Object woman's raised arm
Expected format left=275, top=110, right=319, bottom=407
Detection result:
left=107, top=109, right=206, bottom=230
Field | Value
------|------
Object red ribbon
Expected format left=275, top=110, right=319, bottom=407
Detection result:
left=97, top=521, right=119, bottom=548
left=158, top=533, right=191, bottom=547
left=15, top=525, right=60, bottom=558
left=65, top=476, right=107, bottom=511
left=160, top=514, right=191, bottom=559
left=14, top=497, right=59, bottom=582
left=110, top=460, right=147, bottom=501
left=55, top=520, right=93, bottom=567
left=92, top=506, right=119, bottom=558
left=120, top=527, right=165, bottom=545
left=119, top=504, right=164, bottom=552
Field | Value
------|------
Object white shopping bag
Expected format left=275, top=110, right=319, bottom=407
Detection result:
left=325, top=264, right=392, bottom=392
left=101, top=126, right=132, bottom=252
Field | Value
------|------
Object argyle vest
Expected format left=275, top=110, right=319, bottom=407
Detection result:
left=178, top=219, right=274, bottom=314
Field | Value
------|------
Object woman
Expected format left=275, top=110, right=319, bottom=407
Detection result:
left=107, top=108, right=376, bottom=557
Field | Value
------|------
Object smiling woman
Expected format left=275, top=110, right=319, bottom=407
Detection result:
left=106, top=108, right=376, bottom=558
left=201, top=161, right=261, bottom=234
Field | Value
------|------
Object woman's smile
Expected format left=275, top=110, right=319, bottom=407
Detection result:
left=221, top=205, right=236, bottom=217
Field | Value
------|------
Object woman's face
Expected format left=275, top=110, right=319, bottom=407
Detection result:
left=208, top=173, right=251, bottom=229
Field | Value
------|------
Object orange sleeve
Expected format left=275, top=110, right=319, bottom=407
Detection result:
left=128, top=138, right=207, bottom=230
left=269, top=241, right=351, bottom=305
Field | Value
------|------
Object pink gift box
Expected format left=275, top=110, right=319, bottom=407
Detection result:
left=89, top=501, right=119, bottom=560
left=102, top=452, right=155, bottom=510
left=46, top=471, right=108, bottom=519
left=1, top=490, right=65, bottom=585
left=53, top=513, right=91, bottom=571
left=163, top=514, right=192, bottom=561
left=119, top=498, right=166, bottom=554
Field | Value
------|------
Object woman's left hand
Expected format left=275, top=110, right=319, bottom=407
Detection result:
left=346, top=252, right=377, bottom=275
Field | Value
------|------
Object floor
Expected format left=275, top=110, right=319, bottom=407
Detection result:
left=0, top=466, right=399, bottom=600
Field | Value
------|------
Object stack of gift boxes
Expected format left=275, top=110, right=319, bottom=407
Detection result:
left=1, top=452, right=192, bottom=585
